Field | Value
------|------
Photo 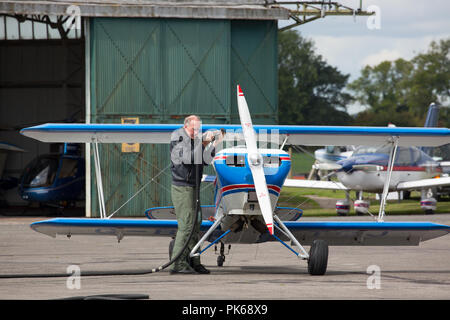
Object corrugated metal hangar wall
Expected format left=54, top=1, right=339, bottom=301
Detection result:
left=89, top=17, right=278, bottom=217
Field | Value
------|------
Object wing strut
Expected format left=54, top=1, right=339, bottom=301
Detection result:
left=378, top=137, right=399, bottom=222
left=93, top=139, right=107, bottom=219
left=274, top=215, right=309, bottom=259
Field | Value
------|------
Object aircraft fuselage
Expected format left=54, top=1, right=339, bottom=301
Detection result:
left=211, top=147, right=291, bottom=242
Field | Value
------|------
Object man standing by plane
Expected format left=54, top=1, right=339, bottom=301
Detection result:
left=169, top=115, right=223, bottom=274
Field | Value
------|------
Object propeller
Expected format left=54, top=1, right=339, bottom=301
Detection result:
left=237, top=85, right=274, bottom=235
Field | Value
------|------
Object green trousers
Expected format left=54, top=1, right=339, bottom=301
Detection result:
left=170, top=185, right=202, bottom=271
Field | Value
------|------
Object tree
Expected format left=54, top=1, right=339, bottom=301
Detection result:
left=278, top=30, right=353, bottom=125
left=349, top=38, right=450, bottom=127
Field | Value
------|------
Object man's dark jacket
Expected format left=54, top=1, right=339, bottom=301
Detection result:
left=170, top=127, right=215, bottom=187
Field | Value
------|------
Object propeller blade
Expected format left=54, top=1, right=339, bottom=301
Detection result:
left=237, top=85, right=274, bottom=235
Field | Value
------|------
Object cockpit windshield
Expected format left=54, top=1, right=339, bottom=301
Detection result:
left=22, top=155, right=59, bottom=188
left=352, top=145, right=424, bottom=165
left=353, top=145, right=391, bottom=155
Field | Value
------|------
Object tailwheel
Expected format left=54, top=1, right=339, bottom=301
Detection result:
left=307, top=240, right=328, bottom=276
left=215, top=242, right=227, bottom=267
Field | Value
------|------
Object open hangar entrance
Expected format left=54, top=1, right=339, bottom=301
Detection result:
left=0, top=14, right=85, bottom=215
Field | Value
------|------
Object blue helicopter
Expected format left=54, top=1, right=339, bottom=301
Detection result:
left=19, top=143, right=85, bottom=208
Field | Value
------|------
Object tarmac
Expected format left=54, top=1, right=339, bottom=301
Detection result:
left=0, top=213, right=449, bottom=301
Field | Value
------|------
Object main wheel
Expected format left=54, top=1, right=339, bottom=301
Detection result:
left=308, top=240, right=328, bottom=276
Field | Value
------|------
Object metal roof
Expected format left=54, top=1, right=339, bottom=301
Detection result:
left=0, top=1, right=290, bottom=20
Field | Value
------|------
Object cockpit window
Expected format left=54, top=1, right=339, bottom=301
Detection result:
left=22, top=156, right=58, bottom=188
left=410, top=147, right=422, bottom=164
left=226, top=155, right=245, bottom=167
left=353, top=145, right=392, bottom=155
left=395, top=147, right=412, bottom=166
left=263, top=156, right=281, bottom=167
left=225, top=155, right=281, bottom=167
left=58, top=158, right=78, bottom=178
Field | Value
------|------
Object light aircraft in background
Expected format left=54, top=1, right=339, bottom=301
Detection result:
left=311, top=102, right=441, bottom=170
left=20, top=86, right=450, bottom=275
left=18, top=143, right=85, bottom=209
left=289, top=102, right=450, bottom=216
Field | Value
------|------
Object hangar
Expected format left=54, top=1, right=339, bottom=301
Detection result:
left=0, top=1, right=369, bottom=217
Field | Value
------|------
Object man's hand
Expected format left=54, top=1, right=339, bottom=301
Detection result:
left=202, top=131, right=215, bottom=146
left=202, top=129, right=225, bottom=147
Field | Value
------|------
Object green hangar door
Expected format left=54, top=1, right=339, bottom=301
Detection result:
left=88, top=18, right=277, bottom=217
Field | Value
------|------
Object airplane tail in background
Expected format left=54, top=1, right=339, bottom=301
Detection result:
left=421, top=103, right=441, bottom=156
left=424, top=103, right=440, bottom=128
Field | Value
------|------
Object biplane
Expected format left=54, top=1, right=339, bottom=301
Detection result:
left=21, top=86, right=450, bottom=275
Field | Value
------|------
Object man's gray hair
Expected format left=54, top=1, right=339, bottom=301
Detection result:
left=184, top=115, right=201, bottom=126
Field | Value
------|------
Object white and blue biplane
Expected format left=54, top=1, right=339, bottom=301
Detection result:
left=21, top=85, right=450, bottom=275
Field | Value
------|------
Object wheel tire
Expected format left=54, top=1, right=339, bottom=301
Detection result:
left=308, top=240, right=328, bottom=276
left=217, top=255, right=225, bottom=267
left=168, top=238, right=175, bottom=260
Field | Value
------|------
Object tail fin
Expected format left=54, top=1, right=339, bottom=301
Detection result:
left=424, top=103, right=440, bottom=128
left=421, top=103, right=441, bottom=155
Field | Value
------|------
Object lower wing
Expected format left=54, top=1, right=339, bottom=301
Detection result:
left=396, top=176, right=450, bottom=191
left=31, top=218, right=449, bottom=246
left=31, top=218, right=218, bottom=241
left=282, top=221, right=450, bottom=246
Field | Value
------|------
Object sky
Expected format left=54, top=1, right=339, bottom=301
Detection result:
left=278, top=0, right=450, bottom=114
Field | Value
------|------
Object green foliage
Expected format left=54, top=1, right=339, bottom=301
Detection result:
left=278, top=30, right=353, bottom=125
left=289, top=151, right=315, bottom=174
left=277, top=33, right=449, bottom=129
left=350, top=38, right=450, bottom=127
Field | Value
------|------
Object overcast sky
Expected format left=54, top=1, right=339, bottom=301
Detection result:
left=278, top=0, right=450, bottom=114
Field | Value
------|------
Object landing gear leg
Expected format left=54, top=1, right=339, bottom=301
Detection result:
left=272, top=216, right=329, bottom=275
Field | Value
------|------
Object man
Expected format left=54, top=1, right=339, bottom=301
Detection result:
left=169, top=115, right=222, bottom=274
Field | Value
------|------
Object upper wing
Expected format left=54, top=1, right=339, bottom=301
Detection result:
left=282, top=221, right=450, bottom=246
left=396, top=176, right=450, bottom=191
left=276, top=126, right=450, bottom=147
left=21, top=123, right=450, bottom=147
left=284, top=178, right=348, bottom=190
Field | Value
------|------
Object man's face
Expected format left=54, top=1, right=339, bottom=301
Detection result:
left=184, top=119, right=201, bottom=139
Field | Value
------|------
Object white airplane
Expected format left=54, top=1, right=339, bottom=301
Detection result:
left=20, top=86, right=450, bottom=275
left=311, top=103, right=441, bottom=169
left=287, top=103, right=450, bottom=216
